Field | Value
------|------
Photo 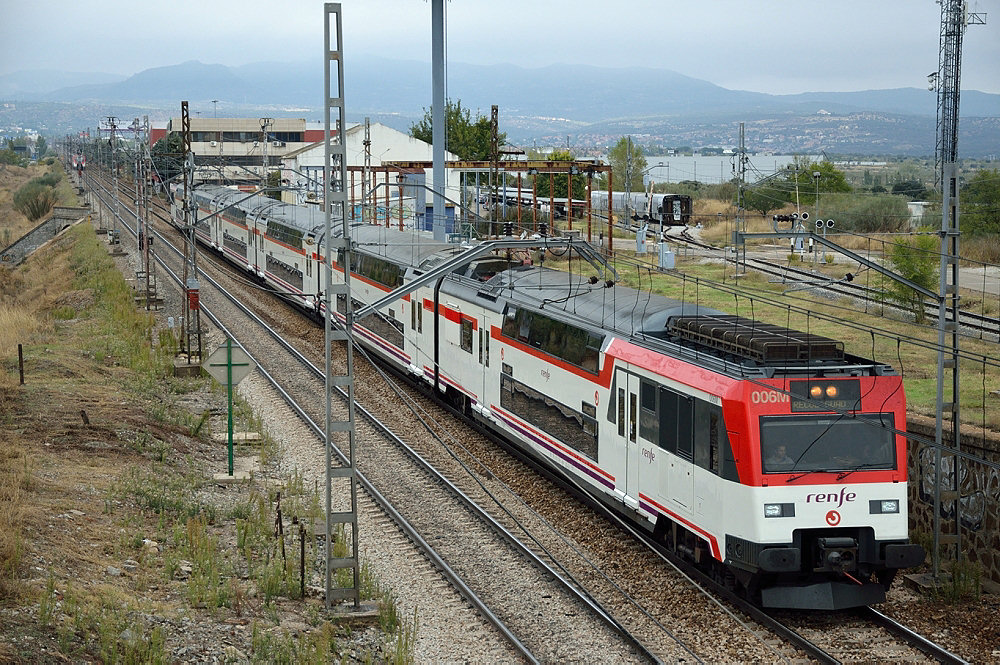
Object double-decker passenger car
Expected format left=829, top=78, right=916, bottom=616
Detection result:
left=179, top=185, right=923, bottom=610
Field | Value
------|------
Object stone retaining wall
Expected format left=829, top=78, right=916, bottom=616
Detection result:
left=907, top=414, right=1000, bottom=584
left=0, top=206, right=90, bottom=266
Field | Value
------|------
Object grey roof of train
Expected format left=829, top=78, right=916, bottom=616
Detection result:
left=441, top=263, right=720, bottom=340
left=191, top=184, right=709, bottom=337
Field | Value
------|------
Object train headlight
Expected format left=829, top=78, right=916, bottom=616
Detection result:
left=870, top=499, right=900, bottom=514
left=764, top=503, right=795, bottom=518
left=825, top=385, right=839, bottom=398
left=810, top=385, right=822, bottom=398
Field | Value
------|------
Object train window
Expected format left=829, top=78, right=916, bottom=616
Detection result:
left=658, top=388, right=693, bottom=458
left=499, top=306, right=603, bottom=374
left=411, top=302, right=417, bottom=330
left=694, top=400, right=720, bottom=474
left=582, top=402, right=597, bottom=436
left=478, top=329, right=483, bottom=364
left=639, top=381, right=658, bottom=442
left=658, top=388, right=678, bottom=454
left=485, top=327, right=490, bottom=367
left=676, top=395, right=694, bottom=459
left=640, top=381, right=656, bottom=411
left=501, top=374, right=598, bottom=461
left=629, top=393, right=637, bottom=442
left=617, top=388, right=626, bottom=437
left=460, top=319, right=473, bottom=354
left=760, top=414, right=896, bottom=474
left=418, top=302, right=423, bottom=333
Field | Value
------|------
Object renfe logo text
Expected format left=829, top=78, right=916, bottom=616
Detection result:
left=806, top=488, right=856, bottom=508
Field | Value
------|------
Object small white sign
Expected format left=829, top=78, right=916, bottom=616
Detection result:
left=203, top=340, right=255, bottom=386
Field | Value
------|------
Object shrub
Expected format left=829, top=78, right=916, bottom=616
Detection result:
left=836, top=194, right=910, bottom=233
left=13, top=181, right=58, bottom=221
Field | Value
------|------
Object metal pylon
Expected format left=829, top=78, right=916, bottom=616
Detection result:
left=323, top=2, right=360, bottom=610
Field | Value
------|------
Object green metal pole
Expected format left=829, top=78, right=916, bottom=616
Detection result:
left=227, top=338, right=234, bottom=476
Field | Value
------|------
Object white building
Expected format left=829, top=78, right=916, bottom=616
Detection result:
left=280, top=122, right=460, bottom=205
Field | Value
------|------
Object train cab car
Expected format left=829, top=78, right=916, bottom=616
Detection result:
left=658, top=314, right=924, bottom=609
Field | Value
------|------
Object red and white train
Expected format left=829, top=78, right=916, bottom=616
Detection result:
left=179, top=186, right=924, bottom=610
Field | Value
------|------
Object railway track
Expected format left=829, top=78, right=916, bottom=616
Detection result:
left=631, top=224, right=999, bottom=340
left=86, top=170, right=664, bottom=662
left=84, top=168, right=975, bottom=662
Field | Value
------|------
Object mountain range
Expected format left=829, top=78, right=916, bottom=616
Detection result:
left=3, top=58, right=999, bottom=156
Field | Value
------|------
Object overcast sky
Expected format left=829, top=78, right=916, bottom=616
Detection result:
left=2, top=0, right=998, bottom=95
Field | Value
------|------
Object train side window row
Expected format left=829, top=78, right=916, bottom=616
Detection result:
left=266, top=255, right=304, bottom=290
left=223, top=231, right=247, bottom=259
left=636, top=379, right=738, bottom=481
left=501, top=373, right=598, bottom=461
left=337, top=295, right=403, bottom=347
left=501, top=306, right=602, bottom=373
left=342, top=252, right=403, bottom=289
left=265, top=220, right=304, bottom=249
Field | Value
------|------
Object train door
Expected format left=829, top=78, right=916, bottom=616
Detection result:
left=616, top=369, right=641, bottom=509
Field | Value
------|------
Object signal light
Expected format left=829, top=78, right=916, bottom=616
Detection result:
left=810, top=385, right=823, bottom=398
left=826, top=385, right=839, bottom=398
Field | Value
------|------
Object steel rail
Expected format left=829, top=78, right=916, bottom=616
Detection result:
left=86, top=168, right=663, bottom=663
left=860, top=607, right=969, bottom=665
left=85, top=168, right=541, bottom=664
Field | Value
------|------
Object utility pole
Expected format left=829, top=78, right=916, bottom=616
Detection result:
left=624, top=136, right=633, bottom=222
left=105, top=116, right=120, bottom=237
left=260, top=117, right=274, bottom=191
left=430, top=0, right=446, bottom=241
left=490, top=105, right=499, bottom=236
left=363, top=117, right=371, bottom=223
left=323, top=2, right=361, bottom=611
left=929, top=0, right=984, bottom=579
left=735, top=123, right=750, bottom=274
left=139, top=115, right=155, bottom=311
left=180, top=101, right=202, bottom=365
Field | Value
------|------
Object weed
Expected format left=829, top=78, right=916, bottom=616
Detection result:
left=250, top=620, right=340, bottom=664
left=190, top=410, right=210, bottom=438
left=388, top=607, right=418, bottom=665
left=940, top=558, right=983, bottom=603
left=52, top=305, right=77, bottom=320
left=38, top=573, right=56, bottom=627
left=378, top=589, right=400, bottom=634
left=824, top=253, right=834, bottom=264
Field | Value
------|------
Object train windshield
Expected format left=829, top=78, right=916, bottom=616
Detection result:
left=759, top=414, right=895, bottom=474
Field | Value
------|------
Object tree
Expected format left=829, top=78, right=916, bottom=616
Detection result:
left=743, top=186, right=785, bottom=217
left=265, top=170, right=282, bottom=200
left=35, top=136, right=48, bottom=157
left=886, top=234, right=938, bottom=323
left=607, top=137, right=647, bottom=194
left=0, top=148, right=26, bottom=166
left=784, top=160, right=851, bottom=205
left=533, top=150, right=587, bottom=201
left=409, top=99, right=503, bottom=161
left=962, top=168, right=1000, bottom=237
left=837, top=195, right=909, bottom=233
left=891, top=179, right=928, bottom=200
left=151, top=132, right=185, bottom=185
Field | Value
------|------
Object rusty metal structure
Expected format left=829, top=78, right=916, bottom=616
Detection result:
left=384, top=159, right=615, bottom=247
